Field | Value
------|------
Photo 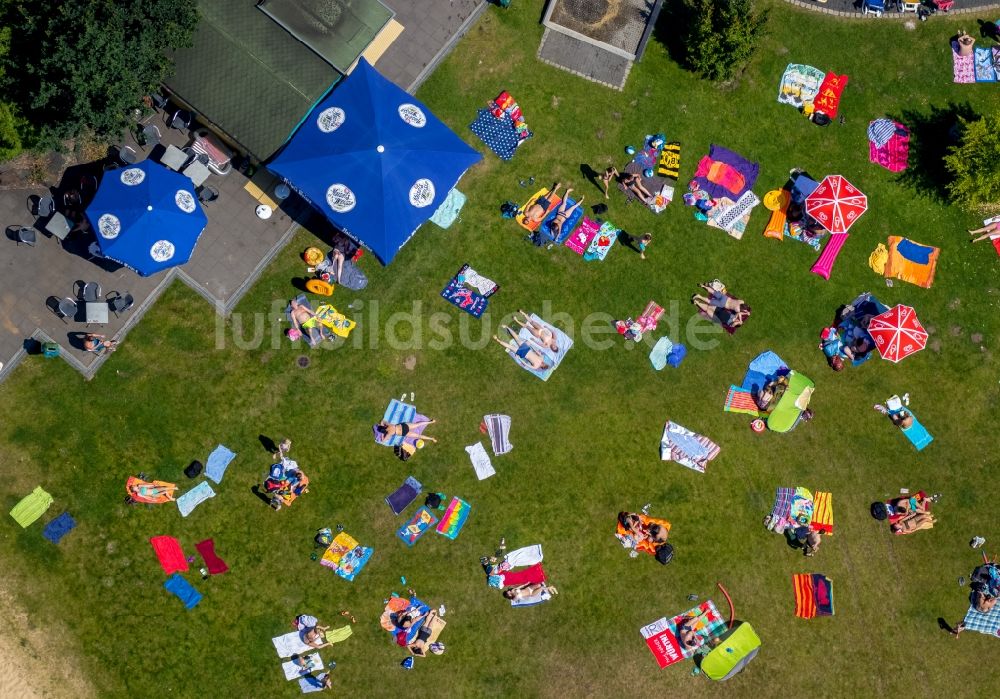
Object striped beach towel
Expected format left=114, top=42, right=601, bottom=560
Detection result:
left=724, top=385, right=761, bottom=416
left=768, top=487, right=794, bottom=530
left=810, top=491, right=834, bottom=535
left=793, top=573, right=834, bottom=619
left=374, top=400, right=417, bottom=447
left=659, top=421, right=721, bottom=473
left=714, top=189, right=760, bottom=232
left=484, top=414, right=512, bottom=455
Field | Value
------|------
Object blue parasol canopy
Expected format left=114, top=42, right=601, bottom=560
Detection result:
left=85, top=160, right=207, bottom=276
left=269, top=59, right=481, bottom=264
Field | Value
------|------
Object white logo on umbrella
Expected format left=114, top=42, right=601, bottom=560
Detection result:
left=398, top=104, right=427, bottom=128
left=98, top=213, right=121, bottom=239
left=326, top=184, right=356, bottom=213
left=317, top=107, right=346, bottom=133
left=150, top=240, right=175, bottom=262
left=409, top=179, right=435, bottom=208
left=120, top=168, right=146, bottom=186
left=175, top=190, right=196, bottom=213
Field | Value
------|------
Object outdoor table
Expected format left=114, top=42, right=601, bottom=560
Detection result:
left=274, top=183, right=291, bottom=201
left=45, top=212, right=71, bottom=242
left=183, top=160, right=211, bottom=188
left=161, top=144, right=188, bottom=172
left=86, top=301, right=109, bottom=325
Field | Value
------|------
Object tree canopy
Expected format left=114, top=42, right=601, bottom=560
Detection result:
left=944, top=112, right=1000, bottom=211
left=680, top=0, right=769, bottom=82
left=0, top=0, right=198, bottom=149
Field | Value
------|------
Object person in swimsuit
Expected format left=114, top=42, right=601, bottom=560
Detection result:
left=600, top=167, right=618, bottom=199
left=512, top=310, right=559, bottom=353
left=523, top=183, right=563, bottom=224
left=375, top=419, right=437, bottom=443
left=83, top=333, right=117, bottom=355
left=637, top=233, right=652, bottom=260
left=968, top=220, right=1000, bottom=243
left=545, top=188, right=583, bottom=240
left=290, top=299, right=323, bottom=345
left=692, top=292, right=750, bottom=330
left=620, top=172, right=652, bottom=203
left=502, top=582, right=557, bottom=602
left=493, top=326, right=551, bottom=371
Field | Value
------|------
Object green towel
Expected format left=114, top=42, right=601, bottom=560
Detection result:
left=10, top=487, right=54, bottom=528
left=324, top=625, right=353, bottom=644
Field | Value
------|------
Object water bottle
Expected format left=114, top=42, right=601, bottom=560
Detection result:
left=200, top=567, right=209, bottom=580
left=438, top=604, right=446, bottom=616
left=400, top=576, right=407, bottom=585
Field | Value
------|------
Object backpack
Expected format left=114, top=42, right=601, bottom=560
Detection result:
left=870, top=502, right=889, bottom=520
left=184, top=460, right=203, bottom=479
left=655, top=543, right=674, bottom=565
left=500, top=201, right=519, bottom=219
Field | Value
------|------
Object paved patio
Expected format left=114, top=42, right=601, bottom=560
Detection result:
left=0, top=111, right=305, bottom=382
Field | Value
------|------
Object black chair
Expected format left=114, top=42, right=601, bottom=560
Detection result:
left=182, top=146, right=209, bottom=166
left=197, top=185, right=219, bottom=204
left=75, top=280, right=102, bottom=303
left=140, top=123, right=161, bottom=149
left=80, top=174, right=98, bottom=201
left=170, top=110, right=192, bottom=130
left=35, top=195, right=55, bottom=217
left=15, top=226, right=36, bottom=246
left=54, top=297, right=77, bottom=323
left=106, top=290, right=134, bottom=318
left=149, top=93, right=168, bottom=110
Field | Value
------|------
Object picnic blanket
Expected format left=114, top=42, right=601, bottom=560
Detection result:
left=164, top=573, right=201, bottom=609
left=813, top=72, right=848, bottom=118
left=709, top=190, right=760, bottom=239
left=281, top=654, right=324, bottom=680
left=397, top=506, right=438, bottom=547
left=693, top=145, right=759, bottom=199
left=962, top=601, right=1000, bottom=637
left=974, top=46, right=999, bottom=82
left=10, top=487, right=53, bottom=528
left=793, top=573, right=834, bottom=618
left=42, top=512, right=76, bottom=544
left=429, top=188, right=466, bottom=229
left=640, top=600, right=728, bottom=668
left=768, top=487, right=795, bottom=528
left=176, top=481, right=215, bottom=518
left=205, top=444, right=236, bottom=484
left=564, top=215, right=598, bottom=255
left=386, top=475, right=422, bottom=515
left=150, top=535, right=188, bottom=574
left=724, top=385, right=762, bottom=416
left=319, top=531, right=373, bottom=582
left=195, top=538, right=229, bottom=575
left=869, top=120, right=910, bottom=172
left=505, top=313, right=573, bottom=380
left=659, top=421, right=721, bottom=473
left=484, top=413, right=512, bottom=455
left=810, top=491, right=834, bottom=534
left=583, top=220, right=619, bottom=261
left=953, top=41, right=976, bottom=83
left=777, top=63, right=825, bottom=108
left=273, top=630, right=312, bottom=658
left=441, top=263, right=496, bottom=318
left=466, top=442, right=495, bottom=480
left=469, top=107, right=525, bottom=160
left=881, top=236, right=939, bottom=288
left=436, top=497, right=471, bottom=540
left=618, top=161, right=672, bottom=212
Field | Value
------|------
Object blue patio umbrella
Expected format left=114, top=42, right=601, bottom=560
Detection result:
left=269, top=58, right=482, bottom=264
left=85, top=160, right=208, bottom=276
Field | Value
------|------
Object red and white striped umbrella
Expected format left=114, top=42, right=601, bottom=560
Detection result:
left=867, top=304, right=927, bottom=363
left=805, top=175, right=868, bottom=234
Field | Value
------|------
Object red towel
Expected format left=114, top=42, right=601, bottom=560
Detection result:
left=502, top=563, right=545, bottom=587
left=150, top=536, right=188, bottom=575
left=195, top=539, right=229, bottom=575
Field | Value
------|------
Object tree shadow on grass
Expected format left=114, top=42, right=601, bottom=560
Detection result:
left=891, top=102, right=979, bottom=202
left=651, top=0, right=691, bottom=70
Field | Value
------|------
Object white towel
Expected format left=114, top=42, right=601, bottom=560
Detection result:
left=281, top=653, right=324, bottom=680
left=463, top=266, right=497, bottom=296
left=273, top=631, right=311, bottom=658
left=505, top=544, right=543, bottom=567
left=465, top=442, right=495, bottom=480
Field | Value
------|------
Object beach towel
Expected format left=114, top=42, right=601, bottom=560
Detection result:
left=386, top=475, right=422, bottom=515
left=500, top=563, right=547, bottom=587
left=466, top=442, right=495, bottom=480
left=126, top=477, right=178, bottom=504
left=429, top=188, right=466, bottom=229
left=176, top=481, right=215, bottom=518
left=768, top=487, right=795, bottom=531
left=150, top=536, right=188, bottom=574
left=583, top=220, right=619, bottom=261
left=564, top=215, right=598, bottom=254
left=505, top=313, right=573, bottom=381
left=869, top=243, right=888, bottom=275
left=319, top=531, right=373, bottom=582
left=693, top=145, right=759, bottom=199
left=42, top=512, right=76, bottom=544
left=516, top=189, right=561, bottom=232
left=204, top=444, right=236, bottom=484
left=659, top=421, right=721, bottom=473
left=313, top=304, right=356, bottom=338
left=712, top=190, right=760, bottom=234
left=813, top=72, right=848, bottom=118
left=810, top=491, right=834, bottom=535
left=397, top=506, right=438, bottom=547
left=469, top=107, right=526, bottom=160
left=867, top=119, right=897, bottom=149
left=195, top=539, right=229, bottom=575
left=10, top=486, right=53, bottom=528
left=324, top=625, right=353, bottom=644
left=484, top=414, right=512, bottom=455
left=741, top=350, right=787, bottom=393
left=281, top=654, right=324, bottom=681
left=164, top=573, right=201, bottom=609
left=435, top=497, right=471, bottom=540
left=777, top=63, right=825, bottom=108
left=285, top=295, right=330, bottom=347
left=975, top=46, right=998, bottom=82
left=901, top=413, right=934, bottom=451
left=641, top=600, right=728, bottom=669
left=869, top=121, right=910, bottom=172
left=883, top=236, right=939, bottom=288
left=724, top=385, right=762, bottom=416
left=962, top=601, right=1000, bottom=637
left=273, top=630, right=312, bottom=658
left=782, top=220, right=825, bottom=250
left=373, top=400, right=426, bottom=447
left=649, top=336, right=674, bottom=371
left=637, top=301, right=664, bottom=333
left=953, top=41, right=976, bottom=83
left=510, top=589, right=553, bottom=607
left=790, top=487, right=814, bottom=525
left=793, top=573, right=834, bottom=619
left=657, top=141, right=682, bottom=179
left=533, top=197, right=585, bottom=244
left=441, top=264, right=492, bottom=318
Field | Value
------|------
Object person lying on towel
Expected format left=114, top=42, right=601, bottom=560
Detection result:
left=692, top=284, right=750, bottom=333
left=523, top=182, right=564, bottom=225
left=375, top=418, right=438, bottom=445
left=513, top=310, right=559, bottom=354
left=493, top=327, right=551, bottom=371
left=753, top=376, right=788, bottom=413
left=503, top=581, right=558, bottom=603
left=391, top=607, right=441, bottom=655
left=616, top=512, right=670, bottom=556
left=544, top=189, right=584, bottom=240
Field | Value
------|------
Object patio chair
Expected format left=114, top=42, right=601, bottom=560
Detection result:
left=140, top=124, right=162, bottom=149
left=34, top=195, right=55, bottom=217
left=80, top=174, right=98, bottom=200
left=118, top=145, right=138, bottom=165
left=182, top=147, right=209, bottom=166
left=15, top=226, right=36, bottom=246
left=149, top=93, right=168, bottom=110
left=53, top=296, right=78, bottom=323
left=197, top=185, right=219, bottom=203
left=75, top=280, right=102, bottom=303
left=170, top=110, right=193, bottom=130
left=106, top=291, right=135, bottom=318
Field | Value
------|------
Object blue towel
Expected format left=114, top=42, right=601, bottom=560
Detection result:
left=298, top=674, right=328, bottom=693
left=177, top=481, right=216, bottom=518
left=741, top=350, right=787, bottom=392
left=666, top=343, right=687, bottom=368
left=386, top=476, right=422, bottom=515
left=205, top=445, right=236, bottom=484
left=896, top=238, right=933, bottom=265
left=374, top=400, right=417, bottom=447
left=429, top=188, right=466, bottom=229
left=649, top=337, right=674, bottom=371
left=469, top=108, right=523, bottom=161
left=901, top=414, right=933, bottom=451
left=164, top=573, right=202, bottom=609
left=42, top=512, right=76, bottom=544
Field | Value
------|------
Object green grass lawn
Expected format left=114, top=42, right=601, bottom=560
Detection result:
left=2, top=2, right=999, bottom=696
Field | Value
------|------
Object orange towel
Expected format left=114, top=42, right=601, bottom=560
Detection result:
left=793, top=573, right=816, bottom=618
left=884, top=236, right=939, bottom=288
left=516, top=189, right=561, bottom=232
left=616, top=514, right=671, bottom=556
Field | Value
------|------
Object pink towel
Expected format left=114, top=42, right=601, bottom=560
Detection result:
left=953, top=42, right=975, bottom=83
left=869, top=124, right=910, bottom=173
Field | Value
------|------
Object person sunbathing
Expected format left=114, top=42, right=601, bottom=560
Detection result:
left=754, top=376, right=788, bottom=412
left=890, top=511, right=935, bottom=534
left=620, top=172, right=652, bottom=203
left=83, top=333, right=118, bottom=355
left=513, top=310, right=559, bottom=353
left=502, top=582, right=557, bottom=602
left=676, top=618, right=706, bottom=650
left=545, top=189, right=583, bottom=239
left=523, top=182, right=562, bottom=224
left=493, top=328, right=551, bottom=371
left=375, top=419, right=437, bottom=442
left=968, top=220, right=1000, bottom=243
left=393, top=608, right=440, bottom=654
left=600, top=167, right=618, bottom=199
left=290, top=299, right=322, bottom=344
left=303, top=624, right=331, bottom=649
left=692, top=293, right=750, bottom=330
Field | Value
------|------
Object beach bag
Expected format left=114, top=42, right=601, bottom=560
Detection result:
left=500, top=201, right=519, bottom=219
left=184, top=460, right=203, bottom=479
left=654, top=543, right=674, bottom=565
left=870, top=502, right=889, bottom=520
left=425, top=492, right=442, bottom=509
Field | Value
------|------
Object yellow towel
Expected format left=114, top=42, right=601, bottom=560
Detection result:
left=868, top=243, right=888, bottom=275
left=811, top=491, right=834, bottom=535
